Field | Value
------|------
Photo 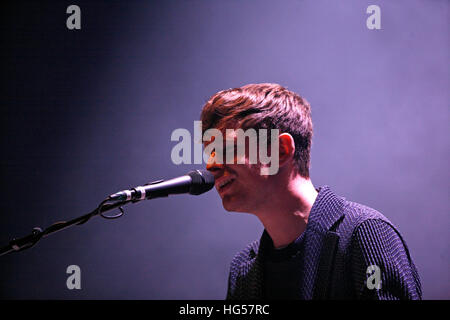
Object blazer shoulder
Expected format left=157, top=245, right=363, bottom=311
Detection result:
left=342, top=200, right=395, bottom=232
left=334, top=200, right=398, bottom=250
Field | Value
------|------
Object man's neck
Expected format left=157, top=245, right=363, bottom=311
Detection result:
left=255, top=176, right=318, bottom=249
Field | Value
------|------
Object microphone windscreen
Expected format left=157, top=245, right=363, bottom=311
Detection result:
left=187, top=170, right=215, bottom=195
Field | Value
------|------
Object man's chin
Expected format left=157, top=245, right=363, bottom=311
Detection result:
left=222, top=197, right=238, bottom=212
left=222, top=198, right=250, bottom=213
left=222, top=202, right=235, bottom=212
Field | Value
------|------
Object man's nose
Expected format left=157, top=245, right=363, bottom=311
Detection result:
left=206, top=150, right=223, bottom=172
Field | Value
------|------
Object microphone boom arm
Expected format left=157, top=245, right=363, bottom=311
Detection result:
left=0, top=170, right=214, bottom=257
left=0, top=199, right=128, bottom=257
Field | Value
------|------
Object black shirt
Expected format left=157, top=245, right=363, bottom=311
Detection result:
left=263, top=231, right=306, bottom=299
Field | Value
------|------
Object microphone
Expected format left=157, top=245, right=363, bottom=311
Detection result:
left=108, top=170, right=215, bottom=203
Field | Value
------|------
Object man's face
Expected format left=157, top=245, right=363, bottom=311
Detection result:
left=204, top=129, right=273, bottom=214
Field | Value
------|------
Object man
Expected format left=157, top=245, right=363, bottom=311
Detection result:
left=200, top=83, right=422, bottom=300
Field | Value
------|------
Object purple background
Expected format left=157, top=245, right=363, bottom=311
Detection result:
left=0, top=0, right=448, bottom=299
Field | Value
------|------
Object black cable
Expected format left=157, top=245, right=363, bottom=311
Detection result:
left=99, top=199, right=125, bottom=220
left=1, top=197, right=128, bottom=256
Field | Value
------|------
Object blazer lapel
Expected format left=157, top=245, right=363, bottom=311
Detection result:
left=237, top=230, right=271, bottom=299
left=239, top=186, right=345, bottom=300
left=313, top=230, right=340, bottom=299
left=301, top=186, right=346, bottom=299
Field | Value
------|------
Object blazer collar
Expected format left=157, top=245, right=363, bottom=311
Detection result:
left=256, top=185, right=345, bottom=256
left=307, top=185, right=346, bottom=234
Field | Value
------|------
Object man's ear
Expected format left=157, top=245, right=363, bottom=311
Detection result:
left=278, top=133, right=295, bottom=168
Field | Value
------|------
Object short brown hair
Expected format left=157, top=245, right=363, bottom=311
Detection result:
left=200, top=83, right=313, bottom=177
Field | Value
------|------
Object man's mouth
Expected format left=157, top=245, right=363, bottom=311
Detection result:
left=217, top=177, right=235, bottom=192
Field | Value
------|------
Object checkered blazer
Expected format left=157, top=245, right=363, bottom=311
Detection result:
left=226, top=186, right=422, bottom=300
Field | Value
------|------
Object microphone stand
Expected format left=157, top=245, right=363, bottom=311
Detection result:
left=0, top=170, right=214, bottom=257
left=0, top=199, right=129, bottom=257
